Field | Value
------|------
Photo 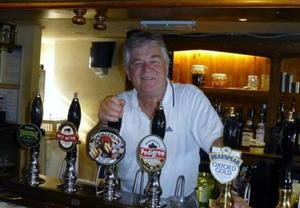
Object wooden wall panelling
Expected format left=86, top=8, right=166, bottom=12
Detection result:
left=165, top=34, right=300, bottom=147
left=173, top=50, right=270, bottom=88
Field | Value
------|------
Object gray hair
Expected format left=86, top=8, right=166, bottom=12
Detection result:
left=124, top=31, right=170, bottom=70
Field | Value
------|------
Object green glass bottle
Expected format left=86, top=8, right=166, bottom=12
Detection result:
left=197, top=172, right=214, bottom=207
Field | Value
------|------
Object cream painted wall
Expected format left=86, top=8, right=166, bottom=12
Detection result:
left=41, top=38, right=126, bottom=180
left=16, top=24, right=42, bottom=123
left=14, top=24, right=43, bottom=173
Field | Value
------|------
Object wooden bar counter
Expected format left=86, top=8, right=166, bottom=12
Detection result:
left=0, top=175, right=144, bottom=208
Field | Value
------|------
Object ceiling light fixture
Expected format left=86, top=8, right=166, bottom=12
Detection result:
left=238, top=18, right=248, bottom=22
left=140, top=20, right=196, bottom=31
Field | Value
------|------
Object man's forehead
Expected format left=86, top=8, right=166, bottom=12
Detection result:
left=131, top=47, right=162, bottom=59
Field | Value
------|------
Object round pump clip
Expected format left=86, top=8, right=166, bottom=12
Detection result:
left=17, top=123, right=42, bottom=148
left=88, top=127, right=126, bottom=166
left=137, top=134, right=167, bottom=173
left=56, top=121, right=80, bottom=152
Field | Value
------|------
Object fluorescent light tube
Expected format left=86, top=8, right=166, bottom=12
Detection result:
left=140, top=20, right=196, bottom=31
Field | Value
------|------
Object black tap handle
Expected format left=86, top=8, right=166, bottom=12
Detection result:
left=68, top=92, right=81, bottom=130
left=108, top=118, right=122, bottom=132
left=31, top=91, right=43, bottom=128
left=151, top=101, right=166, bottom=139
left=279, top=111, right=297, bottom=189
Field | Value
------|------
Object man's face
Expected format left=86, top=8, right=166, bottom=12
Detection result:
left=126, top=42, right=168, bottom=98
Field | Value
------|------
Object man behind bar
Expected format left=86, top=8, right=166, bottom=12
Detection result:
left=98, top=30, right=249, bottom=208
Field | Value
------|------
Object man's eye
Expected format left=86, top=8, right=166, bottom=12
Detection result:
left=132, top=62, right=143, bottom=68
left=150, top=59, right=161, bottom=65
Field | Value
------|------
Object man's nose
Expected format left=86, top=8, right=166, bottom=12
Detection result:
left=142, top=61, right=152, bottom=71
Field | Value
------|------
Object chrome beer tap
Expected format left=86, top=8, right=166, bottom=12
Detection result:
left=87, top=118, right=126, bottom=201
left=276, top=111, right=297, bottom=208
left=57, top=92, right=81, bottom=193
left=17, top=91, right=45, bottom=186
left=137, top=101, right=167, bottom=208
left=209, top=147, right=243, bottom=208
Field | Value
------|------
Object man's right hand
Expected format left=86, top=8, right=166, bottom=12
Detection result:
left=98, top=95, right=125, bottom=125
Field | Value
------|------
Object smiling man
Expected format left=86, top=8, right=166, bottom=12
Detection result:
left=97, top=31, right=249, bottom=208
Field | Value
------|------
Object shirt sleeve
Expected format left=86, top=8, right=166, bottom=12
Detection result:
left=186, top=85, right=223, bottom=153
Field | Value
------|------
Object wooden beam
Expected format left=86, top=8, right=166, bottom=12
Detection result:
left=1, top=0, right=300, bottom=9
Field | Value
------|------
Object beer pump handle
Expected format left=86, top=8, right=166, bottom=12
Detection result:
left=31, top=91, right=43, bottom=128
left=107, top=118, right=122, bottom=132
left=68, top=92, right=81, bottom=130
left=279, top=111, right=296, bottom=189
left=151, top=101, right=166, bottom=139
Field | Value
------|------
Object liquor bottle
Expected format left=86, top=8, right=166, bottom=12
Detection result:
left=68, top=92, right=81, bottom=130
left=290, top=96, right=296, bottom=118
left=241, top=106, right=256, bottom=150
left=223, top=107, right=243, bottom=149
left=197, top=172, right=214, bottom=207
left=236, top=106, right=244, bottom=123
left=213, top=99, right=222, bottom=120
left=296, top=114, right=300, bottom=155
left=277, top=96, right=286, bottom=126
left=256, top=104, right=266, bottom=143
left=273, top=97, right=286, bottom=154
left=151, top=101, right=166, bottom=139
left=281, top=111, right=296, bottom=161
left=276, top=111, right=297, bottom=208
left=261, top=103, right=267, bottom=123
left=290, top=98, right=297, bottom=155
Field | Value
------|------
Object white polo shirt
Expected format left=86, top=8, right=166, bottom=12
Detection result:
left=117, top=79, right=223, bottom=198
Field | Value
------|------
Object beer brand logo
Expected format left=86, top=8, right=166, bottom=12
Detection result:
left=137, top=135, right=167, bottom=173
left=88, top=128, right=126, bottom=166
left=17, top=123, right=42, bottom=148
left=209, top=146, right=243, bottom=184
left=56, top=121, right=79, bottom=152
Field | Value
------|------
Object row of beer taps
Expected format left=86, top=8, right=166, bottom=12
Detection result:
left=17, top=92, right=188, bottom=208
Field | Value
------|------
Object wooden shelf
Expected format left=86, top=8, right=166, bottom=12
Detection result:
left=200, top=86, right=269, bottom=103
left=280, top=92, right=300, bottom=97
left=0, top=83, right=19, bottom=89
left=242, top=151, right=281, bottom=161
